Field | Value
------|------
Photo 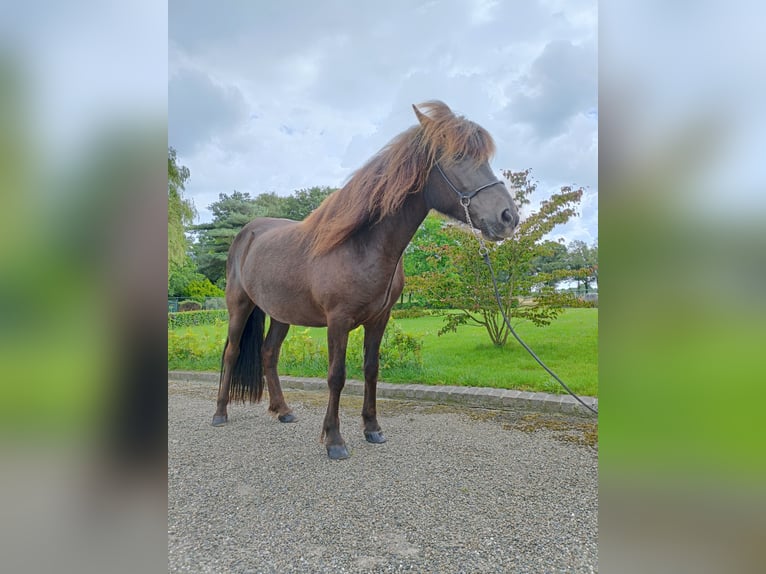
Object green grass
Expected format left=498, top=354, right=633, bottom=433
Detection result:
left=168, top=308, right=598, bottom=396
left=393, top=310, right=597, bottom=395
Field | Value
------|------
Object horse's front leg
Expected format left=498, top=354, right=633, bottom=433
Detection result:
left=322, top=321, right=351, bottom=460
left=362, top=317, right=388, bottom=444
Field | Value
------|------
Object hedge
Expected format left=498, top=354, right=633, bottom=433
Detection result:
left=168, top=309, right=228, bottom=329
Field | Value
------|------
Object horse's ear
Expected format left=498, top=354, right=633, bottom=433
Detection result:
left=412, top=104, right=431, bottom=127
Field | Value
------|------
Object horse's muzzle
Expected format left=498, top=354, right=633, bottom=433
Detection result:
left=480, top=214, right=518, bottom=241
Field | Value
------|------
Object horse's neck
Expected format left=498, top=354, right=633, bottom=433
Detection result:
left=360, top=191, right=429, bottom=264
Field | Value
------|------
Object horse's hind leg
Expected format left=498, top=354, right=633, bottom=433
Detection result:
left=362, top=317, right=388, bottom=444
left=262, top=318, right=295, bottom=423
left=212, top=292, right=255, bottom=426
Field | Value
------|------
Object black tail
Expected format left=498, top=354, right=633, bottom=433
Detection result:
left=224, top=307, right=266, bottom=404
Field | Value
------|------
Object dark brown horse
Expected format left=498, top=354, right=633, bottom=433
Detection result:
left=212, top=101, right=519, bottom=459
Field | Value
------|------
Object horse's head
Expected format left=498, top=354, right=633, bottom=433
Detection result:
left=426, top=154, right=519, bottom=241
left=414, top=102, right=519, bottom=241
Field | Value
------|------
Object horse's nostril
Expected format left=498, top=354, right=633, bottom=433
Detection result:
left=501, top=208, right=513, bottom=225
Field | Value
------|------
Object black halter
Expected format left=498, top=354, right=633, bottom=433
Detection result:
left=434, top=162, right=505, bottom=205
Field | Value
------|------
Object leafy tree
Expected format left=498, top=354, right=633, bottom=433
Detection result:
left=169, top=258, right=225, bottom=303
left=251, top=191, right=288, bottom=218
left=410, top=169, right=590, bottom=346
left=191, top=187, right=334, bottom=286
left=208, top=190, right=261, bottom=222
left=191, top=191, right=258, bottom=285
left=399, top=213, right=454, bottom=305
left=281, top=186, right=336, bottom=220
left=565, top=239, right=598, bottom=292
left=530, top=240, right=569, bottom=287
left=403, top=213, right=453, bottom=277
left=168, top=147, right=195, bottom=275
left=168, top=259, right=204, bottom=297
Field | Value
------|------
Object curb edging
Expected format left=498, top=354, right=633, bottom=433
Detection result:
left=168, top=370, right=597, bottom=417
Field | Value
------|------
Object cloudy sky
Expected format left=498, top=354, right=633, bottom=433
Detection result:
left=169, top=0, right=597, bottom=245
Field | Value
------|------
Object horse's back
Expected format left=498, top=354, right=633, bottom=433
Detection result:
left=239, top=217, right=299, bottom=240
left=228, top=217, right=300, bottom=272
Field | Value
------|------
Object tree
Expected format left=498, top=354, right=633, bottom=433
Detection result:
left=191, top=191, right=259, bottom=286
left=251, top=191, right=287, bottom=218
left=590, top=240, right=598, bottom=284
left=168, top=259, right=198, bottom=297
left=191, top=187, right=335, bottom=286
left=403, top=213, right=453, bottom=277
left=168, top=147, right=196, bottom=276
left=168, top=259, right=206, bottom=297
left=410, top=169, right=591, bottom=346
left=530, top=239, right=569, bottom=287
left=399, top=213, right=454, bottom=305
left=281, top=186, right=336, bottom=220
left=565, top=240, right=598, bottom=292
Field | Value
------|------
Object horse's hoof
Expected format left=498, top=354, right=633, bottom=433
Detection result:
left=278, top=413, right=297, bottom=423
left=327, top=444, right=350, bottom=460
left=211, top=415, right=228, bottom=426
left=364, top=431, right=387, bottom=444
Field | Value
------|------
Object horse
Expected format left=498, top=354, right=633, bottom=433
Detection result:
left=212, top=100, right=519, bottom=460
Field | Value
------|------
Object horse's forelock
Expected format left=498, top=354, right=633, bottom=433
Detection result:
left=418, top=104, right=496, bottom=168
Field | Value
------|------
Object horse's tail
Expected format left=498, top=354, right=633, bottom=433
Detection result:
left=226, top=306, right=266, bottom=404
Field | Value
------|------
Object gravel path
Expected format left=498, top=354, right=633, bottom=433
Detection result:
left=168, top=380, right=598, bottom=573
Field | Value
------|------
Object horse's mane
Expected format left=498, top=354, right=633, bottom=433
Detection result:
left=302, top=100, right=496, bottom=255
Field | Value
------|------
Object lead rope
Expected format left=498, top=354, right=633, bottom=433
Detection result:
left=460, top=198, right=598, bottom=416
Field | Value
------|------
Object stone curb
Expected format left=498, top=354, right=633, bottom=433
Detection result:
left=169, top=370, right=598, bottom=417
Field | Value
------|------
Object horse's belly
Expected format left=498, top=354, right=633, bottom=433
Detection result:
left=268, top=306, right=327, bottom=328
left=245, top=281, right=327, bottom=327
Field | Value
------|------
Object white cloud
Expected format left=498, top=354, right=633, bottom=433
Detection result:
left=169, top=0, right=597, bottom=242
left=505, top=39, right=597, bottom=139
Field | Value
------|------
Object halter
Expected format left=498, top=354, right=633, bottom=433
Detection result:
left=434, top=161, right=505, bottom=206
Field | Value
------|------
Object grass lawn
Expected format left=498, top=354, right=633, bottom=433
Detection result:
left=168, top=308, right=597, bottom=396
left=392, top=310, right=597, bottom=396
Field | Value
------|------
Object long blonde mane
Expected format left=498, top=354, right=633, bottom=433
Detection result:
left=302, top=101, right=496, bottom=255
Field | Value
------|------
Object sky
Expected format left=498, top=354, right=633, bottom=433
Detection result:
left=169, top=0, right=597, bottom=245
left=1, top=0, right=167, bottom=166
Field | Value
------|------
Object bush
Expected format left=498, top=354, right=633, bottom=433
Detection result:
left=203, top=297, right=226, bottom=310
left=186, top=278, right=225, bottom=303
left=168, top=329, right=207, bottom=362
left=577, top=293, right=598, bottom=308
left=271, top=320, right=424, bottom=373
left=280, top=328, right=327, bottom=372
left=167, top=318, right=423, bottom=375
left=377, top=321, right=423, bottom=370
left=391, top=307, right=433, bottom=319
left=168, top=309, right=228, bottom=329
left=346, top=320, right=423, bottom=372
left=168, top=328, right=224, bottom=368
left=178, top=300, right=202, bottom=312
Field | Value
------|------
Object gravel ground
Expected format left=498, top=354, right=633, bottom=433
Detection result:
left=168, top=379, right=598, bottom=573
